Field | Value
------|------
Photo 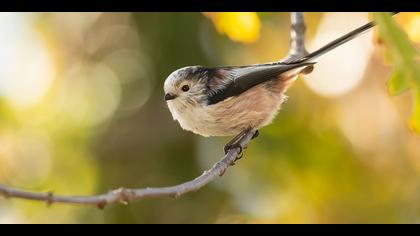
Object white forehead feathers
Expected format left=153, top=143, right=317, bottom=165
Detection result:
left=164, top=66, right=203, bottom=93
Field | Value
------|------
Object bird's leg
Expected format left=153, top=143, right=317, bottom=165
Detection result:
left=224, top=130, right=247, bottom=155
left=224, top=129, right=259, bottom=163
left=233, top=130, right=259, bottom=162
left=251, top=130, right=259, bottom=139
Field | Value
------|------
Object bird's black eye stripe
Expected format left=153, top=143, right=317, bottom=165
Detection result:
left=181, top=85, right=190, bottom=92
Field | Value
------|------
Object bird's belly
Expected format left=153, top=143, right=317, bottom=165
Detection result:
left=174, top=106, right=236, bottom=137
left=172, top=84, right=287, bottom=137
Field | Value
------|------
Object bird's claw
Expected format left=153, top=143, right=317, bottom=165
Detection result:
left=224, top=143, right=244, bottom=164
left=235, top=152, right=244, bottom=162
left=223, top=129, right=256, bottom=164
left=251, top=130, right=259, bottom=139
left=224, top=143, right=243, bottom=155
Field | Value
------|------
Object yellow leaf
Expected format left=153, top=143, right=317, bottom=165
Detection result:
left=396, top=12, right=420, bottom=43
left=410, top=89, right=420, bottom=132
left=203, top=12, right=261, bottom=44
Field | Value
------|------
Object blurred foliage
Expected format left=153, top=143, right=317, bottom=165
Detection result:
left=203, top=12, right=261, bottom=44
left=0, top=13, right=420, bottom=224
left=395, top=13, right=420, bottom=43
left=374, top=13, right=420, bottom=132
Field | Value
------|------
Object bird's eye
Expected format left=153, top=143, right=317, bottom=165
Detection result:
left=181, top=85, right=190, bottom=92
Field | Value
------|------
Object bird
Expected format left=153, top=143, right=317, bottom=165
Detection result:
left=163, top=16, right=385, bottom=156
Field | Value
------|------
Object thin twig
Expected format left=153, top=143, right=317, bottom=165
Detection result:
left=0, top=12, right=308, bottom=208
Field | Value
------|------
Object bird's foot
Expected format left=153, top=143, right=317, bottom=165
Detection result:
left=251, top=130, right=259, bottom=139
left=224, top=130, right=247, bottom=155
left=224, top=143, right=244, bottom=166
left=224, top=143, right=243, bottom=156
left=223, top=129, right=257, bottom=165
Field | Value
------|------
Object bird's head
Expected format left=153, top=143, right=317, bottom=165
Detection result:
left=163, top=66, right=209, bottom=106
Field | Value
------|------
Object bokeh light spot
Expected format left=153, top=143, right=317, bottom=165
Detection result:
left=304, top=13, right=374, bottom=97
left=0, top=129, right=53, bottom=186
left=56, top=63, right=121, bottom=127
left=0, top=13, right=55, bottom=109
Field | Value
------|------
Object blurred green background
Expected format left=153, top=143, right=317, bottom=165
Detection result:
left=1, top=12, right=420, bottom=223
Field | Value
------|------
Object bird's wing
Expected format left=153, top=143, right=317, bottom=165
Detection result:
left=206, top=62, right=315, bottom=105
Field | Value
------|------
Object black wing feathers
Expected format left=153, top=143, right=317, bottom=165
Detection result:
left=206, top=62, right=314, bottom=105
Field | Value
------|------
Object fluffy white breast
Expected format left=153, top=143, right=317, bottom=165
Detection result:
left=167, top=99, right=216, bottom=137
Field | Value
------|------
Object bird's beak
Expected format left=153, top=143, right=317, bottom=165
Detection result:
left=164, top=93, right=177, bottom=101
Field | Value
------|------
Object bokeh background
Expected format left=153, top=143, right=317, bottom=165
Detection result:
left=0, top=12, right=420, bottom=223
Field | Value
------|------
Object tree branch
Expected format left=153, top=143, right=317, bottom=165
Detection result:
left=0, top=12, right=307, bottom=208
left=284, top=12, right=308, bottom=62
left=0, top=130, right=256, bottom=208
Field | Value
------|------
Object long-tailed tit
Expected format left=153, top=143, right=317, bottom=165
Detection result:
left=164, top=17, right=380, bottom=154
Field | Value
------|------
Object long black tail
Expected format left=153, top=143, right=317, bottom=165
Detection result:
left=292, top=12, right=398, bottom=64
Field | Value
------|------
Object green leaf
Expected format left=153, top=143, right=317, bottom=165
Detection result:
left=374, top=13, right=418, bottom=63
left=374, top=12, right=420, bottom=133
left=387, top=68, right=410, bottom=95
